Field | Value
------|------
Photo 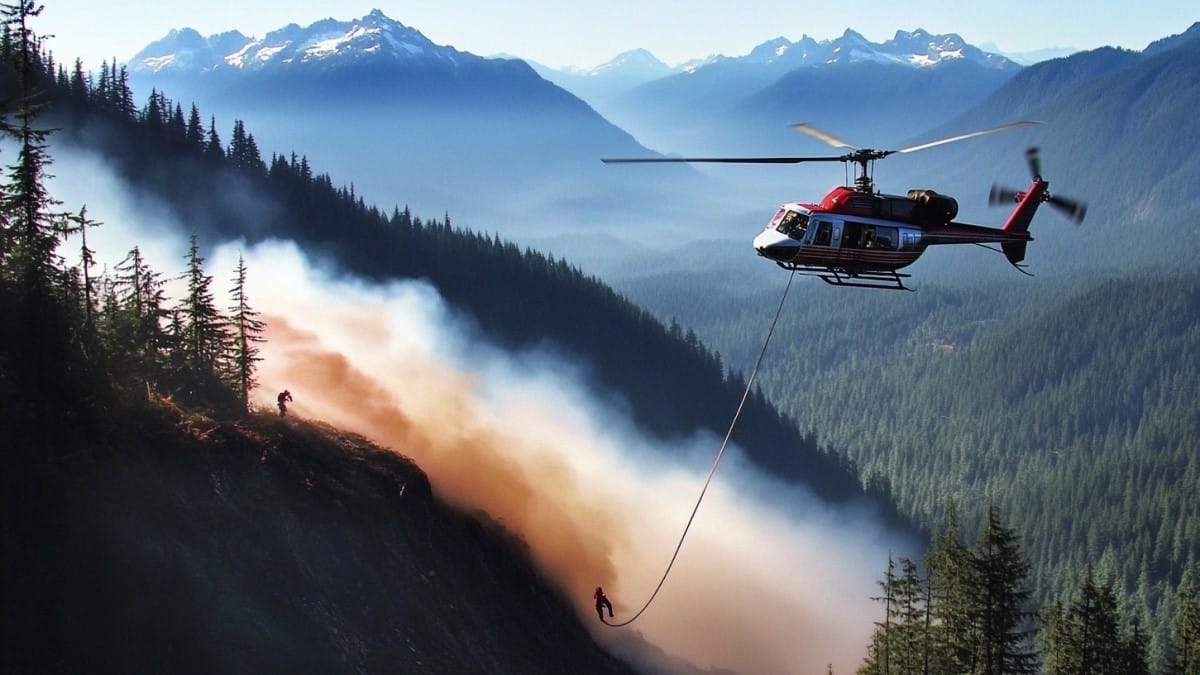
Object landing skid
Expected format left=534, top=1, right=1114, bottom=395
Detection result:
left=776, top=262, right=913, bottom=291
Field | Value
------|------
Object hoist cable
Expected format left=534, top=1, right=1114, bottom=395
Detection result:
left=603, top=269, right=796, bottom=628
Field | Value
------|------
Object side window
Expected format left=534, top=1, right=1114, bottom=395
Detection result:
left=874, top=227, right=897, bottom=250
left=814, top=221, right=832, bottom=246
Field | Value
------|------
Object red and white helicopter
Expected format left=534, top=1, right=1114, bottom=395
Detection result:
left=603, top=121, right=1086, bottom=290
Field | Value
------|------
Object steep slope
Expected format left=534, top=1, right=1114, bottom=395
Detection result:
left=2, top=398, right=641, bottom=675
left=36, top=77, right=900, bottom=524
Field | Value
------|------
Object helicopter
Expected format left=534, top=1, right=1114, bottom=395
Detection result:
left=602, top=121, right=1087, bottom=290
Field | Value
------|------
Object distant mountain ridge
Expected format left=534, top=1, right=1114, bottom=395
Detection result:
left=697, top=28, right=1017, bottom=72
left=596, top=29, right=1021, bottom=160
left=534, top=28, right=1017, bottom=133
left=131, top=9, right=462, bottom=75
left=125, top=9, right=686, bottom=252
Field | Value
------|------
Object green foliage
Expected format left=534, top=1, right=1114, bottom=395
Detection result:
left=973, top=505, right=1037, bottom=674
left=1040, top=566, right=1152, bottom=675
left=227, top=253, right=265, bottom=413
left=1171, top=566, right=1200, bottom=674
left=630, top=265, right=1200, bottom=668
left=0, top=9, right=265, bottom=430
left=862, top=506, right=1037, bottom=674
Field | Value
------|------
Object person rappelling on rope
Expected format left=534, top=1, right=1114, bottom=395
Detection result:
left=594, top=586, right=614, bottom=622
left=277, top=389, right=293, bottom=417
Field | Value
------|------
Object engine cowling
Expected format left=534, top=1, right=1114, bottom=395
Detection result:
left=906, top=189, right=958, bottom=223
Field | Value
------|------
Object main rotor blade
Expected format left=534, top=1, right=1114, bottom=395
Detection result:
left=601, top=156, right=845, bottom=164
left=897, top=120, right=1043, bottom=154
left=790, top=123, right=856, bottom=149
left=1048, top=194, right=1087, bottom=224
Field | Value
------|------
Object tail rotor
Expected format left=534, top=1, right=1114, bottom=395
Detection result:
left=990, top=147, right=1087, bottom=225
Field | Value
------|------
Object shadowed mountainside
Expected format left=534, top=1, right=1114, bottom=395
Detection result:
left=3, top=401, right=641, bottom=675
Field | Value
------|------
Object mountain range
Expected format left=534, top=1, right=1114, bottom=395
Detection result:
left=532, top=27, right=1015, bottom=113
left=128, top=10, right=688, bottom=253
left=124, top=14, right=1039, bottom=266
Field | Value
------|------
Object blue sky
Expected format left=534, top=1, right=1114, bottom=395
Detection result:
left=36, top=1, right=1198, bottom=70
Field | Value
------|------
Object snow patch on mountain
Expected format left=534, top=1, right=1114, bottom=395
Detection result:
left=131, top=9, right=463, bottom=75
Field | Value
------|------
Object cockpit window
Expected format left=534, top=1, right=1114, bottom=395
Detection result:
left=775, top=210, right=809, bottom=239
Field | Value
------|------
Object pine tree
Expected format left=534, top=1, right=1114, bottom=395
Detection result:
left=1056, top=567, right=1123, bottom=674
left=185, top=104, right=204, bottom=150
left=176, top=234, right=229, bottom=403
left=226, top=254, right=264, bottom=413
left=926, top=502, right=976, bottom=674
left=113, top=64, right=135, bottom=119
left=973, top=505, right=1037, bottom=674
left=228, top=119, right=247, bottom=168
left=168, top=101, right=186, bottom=144
left=67, top=57, right=88, bottom=108
left=108, top=246, right=170, bottom=392
left=69, top=206, right=100, bottom=332
left=0, top=0, right=68, bottom=293
left=205, top=115, right=224, bottom=160
left=892, top=557, right=928, bottom=674
left=859, top=554, right=897, bottom=675
left=1169, top=566, right=1200, bottom=674
left=1121, top=612, right=1151, bottom=675
left=1040, top=600, right=1071, bottom=675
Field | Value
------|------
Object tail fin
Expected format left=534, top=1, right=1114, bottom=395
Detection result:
left=1002, top=241, right=1028, bottom=265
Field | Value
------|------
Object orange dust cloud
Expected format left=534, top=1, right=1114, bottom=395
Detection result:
left=259, top=315, right=626, bottom=604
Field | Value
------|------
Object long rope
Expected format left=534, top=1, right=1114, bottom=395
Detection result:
left=603, top=269, right=796, bottom=628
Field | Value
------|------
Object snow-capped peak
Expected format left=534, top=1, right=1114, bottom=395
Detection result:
left=130, top=9, right=465, bottom=75
left=719, top=27, right=1017, bottom=72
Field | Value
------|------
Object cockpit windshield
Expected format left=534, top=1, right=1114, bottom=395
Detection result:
left=772, top=209, right=809, bottom=239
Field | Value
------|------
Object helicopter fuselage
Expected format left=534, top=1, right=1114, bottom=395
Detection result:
left=602, top=123, right=1083, bottom=290
left=753, top=183, right=1041, bottom=289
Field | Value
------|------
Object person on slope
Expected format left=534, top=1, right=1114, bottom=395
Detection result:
left=594, top=586, right=614, bottom=622
left=277, top=389, right=293, bottom=417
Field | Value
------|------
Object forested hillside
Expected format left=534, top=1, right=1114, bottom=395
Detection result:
left=624, top=269, right=1200, bottom=667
